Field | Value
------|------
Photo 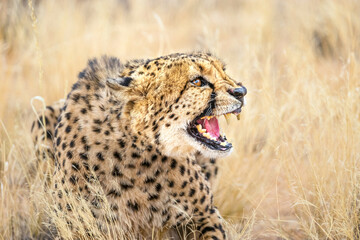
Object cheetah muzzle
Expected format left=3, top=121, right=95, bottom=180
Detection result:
left=187, top=94, right=245, bottom=152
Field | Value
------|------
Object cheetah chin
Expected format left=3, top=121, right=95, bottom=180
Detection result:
left=187, top=99, right=245, bottom=158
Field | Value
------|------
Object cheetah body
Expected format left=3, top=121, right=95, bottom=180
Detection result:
left=31, top=52, right=246, bottom=239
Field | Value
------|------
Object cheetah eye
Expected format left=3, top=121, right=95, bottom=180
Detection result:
left=191, top=77, right=206, bottom=87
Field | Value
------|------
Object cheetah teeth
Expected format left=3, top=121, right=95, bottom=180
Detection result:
left=196, top=124, right=226, bottom=142
left=200, top=113, right=241, bottom=122
left=200, top=116, right=213, bottom=120
left=196, top=124, right=216, bottom=140
left=196, top=124, right=206, bottom=133
left=223, top=113, right=241, bottom=123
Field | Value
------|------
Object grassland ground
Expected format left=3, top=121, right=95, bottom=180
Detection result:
left=1, top=0, right=360, bottom=239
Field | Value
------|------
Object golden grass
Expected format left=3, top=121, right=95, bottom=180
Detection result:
left=1, top=0, right=360, bottom=239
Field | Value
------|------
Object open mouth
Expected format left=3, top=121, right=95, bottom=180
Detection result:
left=187, top=106, right=242, bottom=151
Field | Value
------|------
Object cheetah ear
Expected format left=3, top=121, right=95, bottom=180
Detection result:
left=106, top=77, right=133, bottom=90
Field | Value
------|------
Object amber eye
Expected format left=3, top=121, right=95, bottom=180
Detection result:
left=191, top=77, right=205, bottom=87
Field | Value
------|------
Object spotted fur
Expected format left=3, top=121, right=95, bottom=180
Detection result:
left=31, top=52, right=245, bottom=239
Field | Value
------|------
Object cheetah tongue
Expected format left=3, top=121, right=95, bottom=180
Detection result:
left=203, top=117, right=220, bottom=138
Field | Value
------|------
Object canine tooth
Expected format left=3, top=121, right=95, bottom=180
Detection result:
left=224, top=114, right=230, bottom=124
left=211, top=137, right=217, bottom=141
left=236, top=114, right=241, bottom=120
left=220, top=142, right=227, bottom=146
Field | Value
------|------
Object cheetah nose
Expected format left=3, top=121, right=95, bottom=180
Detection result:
left=229, top=86, right=247, bottom=98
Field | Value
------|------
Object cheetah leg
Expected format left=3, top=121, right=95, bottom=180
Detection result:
left=167, top=159, right=226, bottom=240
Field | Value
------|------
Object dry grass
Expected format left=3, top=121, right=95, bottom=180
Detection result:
left=1, top=0, right=360, bottom=239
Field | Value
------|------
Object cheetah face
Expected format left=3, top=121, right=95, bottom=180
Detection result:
left=155, top=58, right=247, bottom=159
left=106, top=53, right=247, bottom=159
left=186, top=80, right=246, bottom=155
left=183, top=77, right=247, bottom=159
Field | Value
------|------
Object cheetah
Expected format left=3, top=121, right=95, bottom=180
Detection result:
left=31, top=52, right=247, bottom=239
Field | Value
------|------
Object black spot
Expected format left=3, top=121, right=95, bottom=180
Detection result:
left=56, top=137, right=61, bottom=146
left=93, top=119, right=102, bottom=125
left=46, top=130, right=52, bottom=139
left=201, top=227, right=216, bottom=235
left=65, top=112, right=72, bottom=120
left=170, top=159, right=177, bottom=169
left=96, top=152, right=104, bottom=161
left=132, top=152, right=140, bottom=159
left=150, top=206, right=158, bottom=212
left=161, top=156, right=168, bottom=162
left=82, top=161, right=90, bottom=171
left=151, top=155, right=158, bottom=162
left=127, top=200, right=139, bottom=211
left=179, top=165, right=185, bottom=176
left=120, top=183, right=134, bottom=190
left=112, top=166, right=122, bottom=177
left=205, top=172, right=211, bottom=180
left=155, top=183, right=162, bottom=192
left=200, top=195, right=206, bottom=204
left=181, top=181, right=188, bottom=188
left=47, top=106, right=55, bottom=112
left=104, top=130, right=110, bottom=136
left=79, top=152, right=88, bottom=160
left=72, top=163, right=80, bottom=171
left=93, top=165, right=100, bottom=171
left=146, top=145, right=153, bottom=152
left=168, top=180, right=174, bottom=188
left=81, top=108, right=87, bottom=114
left=66, top=203, right=72, bottom=212
left=72, top=93, right=80, bottom=102
left=148, top=194, right=159, bottom=201
left=65, top=125, right=72, bottom=133
left=113, top=151, right=122, bottom=161
left=189, top=188, right=196, bottom=197
left=141, top=160, right=151, bottom=168
left=69, top=175, right=78, bottom=185
left=92, top=127, right=101, bottom=133
left=144, top=177, right=156, bottom=184
left=107, top=189, right=121, bottom=197
left=117, top=139, right=126, bottom=148
left=126, top=164, right=136, bottom=169
left=69, top=140, right=75, bottom=148
left=121, top=77, right=133, bottom=87
left=67, top=151, right=73, bottom=159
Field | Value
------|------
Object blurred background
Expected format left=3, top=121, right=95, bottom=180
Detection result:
left=1, top=0, right=360, bottom=239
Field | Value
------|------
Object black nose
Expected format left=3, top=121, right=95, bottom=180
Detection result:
left=231, top=86, right=247, bottom=98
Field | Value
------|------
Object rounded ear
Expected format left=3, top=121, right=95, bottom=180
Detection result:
left=106, top=77, right=133, bottom=90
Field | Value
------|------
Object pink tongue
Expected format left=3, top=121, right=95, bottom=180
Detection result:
left=204, top=118, right=220, bottom=138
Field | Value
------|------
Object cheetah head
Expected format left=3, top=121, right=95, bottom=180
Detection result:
left=103, top=53, right=246, bottom=159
